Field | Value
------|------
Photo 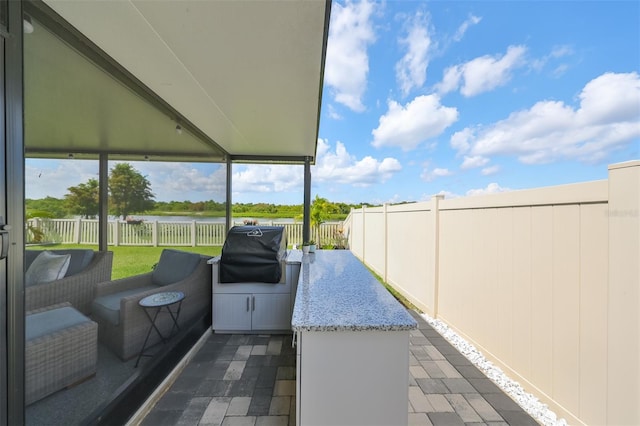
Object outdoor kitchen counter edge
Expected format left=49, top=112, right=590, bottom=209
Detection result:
left=291, top=250, right=417, bottom=332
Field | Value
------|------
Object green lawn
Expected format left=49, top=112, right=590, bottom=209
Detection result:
left=26, top=244, right=222, bottom=279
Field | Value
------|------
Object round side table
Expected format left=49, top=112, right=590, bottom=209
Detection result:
left=135, top=291, right=185, bottom=367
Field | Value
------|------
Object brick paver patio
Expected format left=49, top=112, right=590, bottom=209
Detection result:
left=140, top=311, right=539, bottom=426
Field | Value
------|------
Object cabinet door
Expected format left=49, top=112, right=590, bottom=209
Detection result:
left=252, top=293, right=291, bottom=330
left=213, top=294, right=252, bottom=331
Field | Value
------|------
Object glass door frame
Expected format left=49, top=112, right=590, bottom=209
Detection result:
left=2, top=0, right=26, bottom=424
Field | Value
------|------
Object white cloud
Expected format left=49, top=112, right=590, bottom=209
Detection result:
left=436, top=45, right=527, bottom=97
left=385, top=194, right=405, bottom=204
left=232, top=165, right=302, bottom=195
left=452, top=72, right=640, bottom=164
left=137, top=163, right=226, bottom=201
left=372, top=95, right=458, bottom=150
left=453, top=14, right=481, bottom=42
left=450, top=127, right=473, bottom=154
left=327, top=104, right=343, bottom=120
left=395, top=11, right=432, bottom=96
left=420, top=189, right=459, bottom=201
left=324, top=0, right=376, bottom=112
left=481, top=165, right=500, bottom=176
left=26, top=159, right=99, bottom=199
left=551, top=64, right=570, bottom=78
left=531, top=44, right=574, bottom=74
left=460, top=155, right=489, bottom=170
left=421, top=167, right=453, bottom=182
left=550, top=45, right=573, bottom=58
left=26, top=160, right=229, bottom=202
left=436, top=190, right=458, bottom=199
left=466, top=183, right=510, bottom=196
left=314, top=138, right=402, bottom=186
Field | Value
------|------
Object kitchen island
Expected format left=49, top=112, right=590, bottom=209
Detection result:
left=291, top=250, right=417, bottom=426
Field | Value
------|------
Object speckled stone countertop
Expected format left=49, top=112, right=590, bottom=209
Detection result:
left=291, top=250, right=417, bottom=332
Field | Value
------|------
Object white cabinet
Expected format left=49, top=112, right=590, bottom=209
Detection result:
left=213, top=293, right=290, bottom=331
left=209, top=254, right=301, bottom=333
left=296, top=330, right=410, bottom=426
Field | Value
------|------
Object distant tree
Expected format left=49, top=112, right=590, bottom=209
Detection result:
left=310, top=195, right=335, bottom=246
left=108, top=163, right=155, bottom=220
left=64, top=178, right=99, bottom=219
left=25, top=196, right=68, bottom=218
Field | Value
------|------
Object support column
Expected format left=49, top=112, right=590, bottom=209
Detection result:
left=225, top=157, right=232, bottom=234
left=98, top=154, right=109, bottom=251
left=303, top=157, right=311, bottom=244
left=607, top=160, right=639, bottom=425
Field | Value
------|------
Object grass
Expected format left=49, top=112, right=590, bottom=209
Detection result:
left=365, top=265, right=421, bottom=313
left=27, top=244, right=222, bottom=279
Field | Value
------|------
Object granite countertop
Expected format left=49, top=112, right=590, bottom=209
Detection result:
left=291, top=250, right=417, bottom=332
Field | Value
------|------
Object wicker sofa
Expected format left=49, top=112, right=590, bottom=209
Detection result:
left=25, top=250, right=113, bottom=315
left=92, top=249, right=212, bottom=360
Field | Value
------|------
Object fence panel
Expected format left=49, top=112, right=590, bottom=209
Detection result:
left=27, top=218, right=343, bottom=249
left=27, top=218, right=76, bottom=243
left=345, top=178, right=621, bottom=426
left=119, top=222, right=154, bottom=246
left=196, top=222, right=226, bottom=246
left=80, top=220, right=99, bottom=244
left=158, top=222, right=192, bottom=246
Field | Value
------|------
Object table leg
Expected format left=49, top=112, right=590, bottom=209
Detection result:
left=135, top=300, right=184, bottom=368
left=135, top=307, right=164, bottom=367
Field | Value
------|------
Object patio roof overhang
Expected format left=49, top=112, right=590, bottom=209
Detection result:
left=24, top=0, right=331, bottom=164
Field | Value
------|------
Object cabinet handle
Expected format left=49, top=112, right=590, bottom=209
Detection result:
left=246, top=296, right=250, bottom=312
left=252, top=295, right=256, bottom=311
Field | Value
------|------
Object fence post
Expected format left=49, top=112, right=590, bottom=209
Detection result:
left=113, top=221, right=120, bottom=246
left=430, top=194, right=444, bottom=318
left=74, top=218, right=82, bottom=243
left=152, top=221, right=158, bottom=247
left=191, top=221, right=197, bottom=247
left=606, top=160, right=639, bottom=425
left=383, top=203, right=388, bottom=283
left=362, top=205, right=366, bottom=262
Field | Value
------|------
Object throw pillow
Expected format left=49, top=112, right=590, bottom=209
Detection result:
left=25, top=251, right=71, bottom=287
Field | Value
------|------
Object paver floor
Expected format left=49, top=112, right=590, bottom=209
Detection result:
left=140, top=311, right=539, bottom=426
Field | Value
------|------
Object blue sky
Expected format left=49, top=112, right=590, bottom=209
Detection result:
left=27, top=0, right=640, bottom=205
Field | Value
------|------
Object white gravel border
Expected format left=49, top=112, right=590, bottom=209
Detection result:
left=420, top=313, right=567, bottom=426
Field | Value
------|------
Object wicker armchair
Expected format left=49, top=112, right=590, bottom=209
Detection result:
left=92, top=249, right=212, bottom=360
left=25, top=250, right=113, bottom=315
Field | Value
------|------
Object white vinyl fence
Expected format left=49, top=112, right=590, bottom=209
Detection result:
left=343, top=160, right=639, bottom=426
left=26, top=218, right=344, bottom=248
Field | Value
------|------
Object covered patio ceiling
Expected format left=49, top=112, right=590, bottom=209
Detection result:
left=24, top=0, right=330, bottom=164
